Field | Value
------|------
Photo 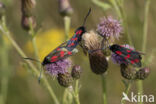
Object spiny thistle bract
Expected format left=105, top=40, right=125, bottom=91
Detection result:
left=57, top=72, right=73, bottom=87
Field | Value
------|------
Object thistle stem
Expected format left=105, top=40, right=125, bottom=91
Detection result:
left=121, top=81, right=132, bottom=104
left=0, top=36, right=10, bottom=104
left=74, top=80, right=80, bottom=104
left=101, top=74, right=107, bottom=104
left=64, top=16, right=71, bottom=40
left=29, top=20, right=41, bottom=68
left=0, top=16, right=59, bottom=104
left=137, top=1, right=151, bottom=104
left=142, top=0, right=151, bottom=54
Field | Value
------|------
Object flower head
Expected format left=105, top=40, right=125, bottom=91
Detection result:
left=111, top=44, right=134, bottom=65
left=44, top=58, right=72, bottom=77
left=97, top=16, right=122, bottom=40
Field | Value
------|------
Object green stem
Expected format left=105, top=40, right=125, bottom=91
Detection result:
left=29, top=20, right=41, bottom=68
left=0, top=36, right=9, bottom=104
left=121, top=81, right=132, bottom=104
left=74, top=80, right=80, bottom=104
left=137, top=1, right=151, bottom=104
left=64, top=16, right=71, bottom=40
left=101, top=75, right=107, bottom=104
left=120, top=1, right=133, bottom=45
left=0, top=17, right=59, bottom=104
left=142, top=0, right=151, bottom=53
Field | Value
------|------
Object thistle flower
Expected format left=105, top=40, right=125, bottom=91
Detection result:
left=58, top=0, right=73, bottom=17
left=44, top=58, right=72, bottom=77
left=57, top=72, right=73, bottom=87
left=111, top=44, right=134, bottom=65
left=71, top=65, right=82, bottom=79
left=97, top=16, right=122, bottom=40
left=82, top=31, right=108, bottom=74
left=136, top=67, right=150, bottom=80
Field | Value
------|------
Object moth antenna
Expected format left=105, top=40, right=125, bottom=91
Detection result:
left=82, top=8, right=91, bottom=26
left=38, top=65, right=43, bottom=83
left=23, top=57, right=43, bottom=83
left=23, top=57, right=41, bottom=63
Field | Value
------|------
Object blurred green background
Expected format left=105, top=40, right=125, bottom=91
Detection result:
left=0, top=0, right=156, bottom=104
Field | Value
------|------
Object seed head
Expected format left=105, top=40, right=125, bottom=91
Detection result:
left=82, top=31, right=101, bottom=51
left=97, top=16, right=122, bottom=40
left=81, top=31, right=108, bottom=74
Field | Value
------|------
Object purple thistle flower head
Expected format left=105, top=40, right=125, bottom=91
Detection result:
left=44, top=58, right=72, bottom=77
left=97, top=16, right=122, bottom=39
left=111, top=44, right=134, bottom=65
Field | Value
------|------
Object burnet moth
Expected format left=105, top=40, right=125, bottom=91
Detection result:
left=24, top=9, right=91, bottom=82
left=65, top=8, right=91, bottom=51
left=42, top=8, right=91, bottom=65
left=109, top=44, right=142, bottom=67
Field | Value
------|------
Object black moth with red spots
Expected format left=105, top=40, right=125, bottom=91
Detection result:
left=42, top=9, right=91, bottom=66
left=66, top=26, right=86, bottom=51
left=109, top=44, right=142, bottom=67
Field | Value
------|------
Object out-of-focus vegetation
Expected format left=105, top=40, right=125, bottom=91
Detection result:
left=0, top=0, right=156, bottom=104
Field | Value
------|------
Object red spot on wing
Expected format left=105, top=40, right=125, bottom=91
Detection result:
left=124, top=54, right=131, bottom=59
left=76, top=30, right=82, bottom=35
left=116, top=51, right=122, bottom=55
left=131, top=60, right=135, bottom=64
left=60, top=51, right=65, bottom=57
left=57, top=48, right=60, bottom=51
left=51, top=56, right=58, bottom=62
left=127, top=50, right=131, bottom=53
left=134, top=59, right=139, bottom=63
left=70, top=43, right=75, bottom=46
left=68, top=51, right=72, bottom=55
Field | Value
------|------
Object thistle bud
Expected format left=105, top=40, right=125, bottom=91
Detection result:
left=21, top=0, right=36, bottom=17
left=89, top=50, right=108, bottom=74
left=57, top=72, right=73, bottom=87
left=136, top=67, right=150, bottom=80
left=21, top=15, right=36, bottom=30
left=21, top=0, right=36, bottom=30
left=58, top=0, right=73, bottom=17
left=0, top=2, right=5, bottom=19
left=71, top=65, right=82, bottom=79
left=120, top=64, right=137, bottom=80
